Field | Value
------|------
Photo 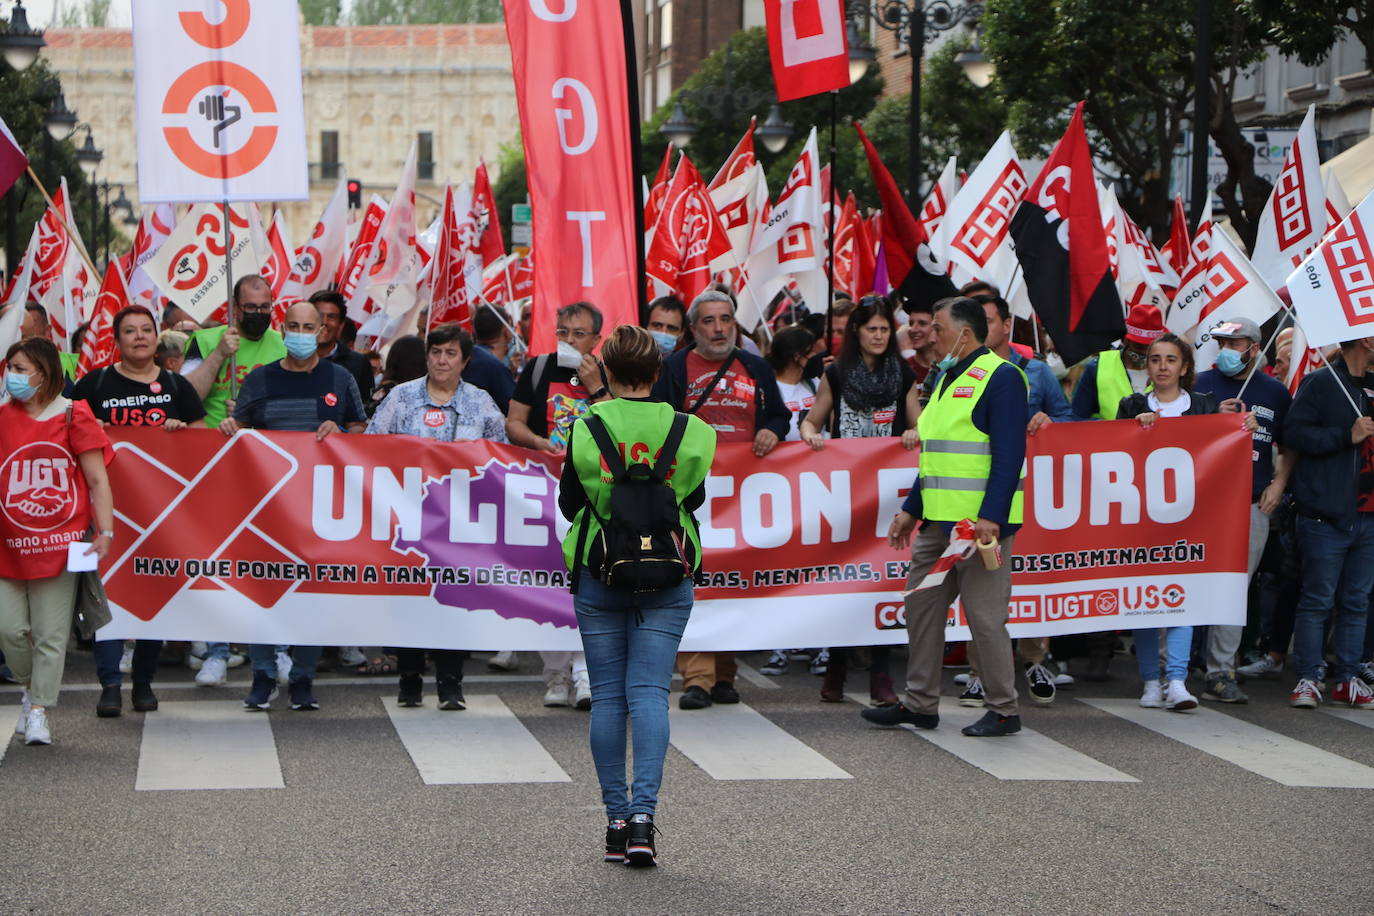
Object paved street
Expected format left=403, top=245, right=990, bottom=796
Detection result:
left=2, top=649, right=1372, bottom=915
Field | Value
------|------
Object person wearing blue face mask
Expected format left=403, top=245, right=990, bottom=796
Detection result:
left=645, top=296, right=686, bottom=357
left=219, top=300, right=367, bottom=713
left=1193, top=316, right=1294, bottom=703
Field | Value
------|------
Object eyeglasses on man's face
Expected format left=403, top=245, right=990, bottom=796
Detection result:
left=556, top=327, right=594, bottom=340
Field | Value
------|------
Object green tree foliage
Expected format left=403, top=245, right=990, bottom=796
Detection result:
left=984, top=0, right=1272, bottom=246
left=53, top=0, right=111, bottom=28
left=300, top=0, right=343, bottom=26
left=641, top=29, right=884, bottom=206
left=1246, top=0, right=1374, bottom=72
left=491, top=133, right=526, bottom=247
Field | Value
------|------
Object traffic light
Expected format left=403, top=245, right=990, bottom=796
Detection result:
left=347, top=178, right=362, bottom=209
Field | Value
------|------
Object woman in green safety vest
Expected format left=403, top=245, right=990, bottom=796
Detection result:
left=558, top=324, right=716, bottom=868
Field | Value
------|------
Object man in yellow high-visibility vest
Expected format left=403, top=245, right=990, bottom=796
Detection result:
left=862, top=297, right=1029, bottom=737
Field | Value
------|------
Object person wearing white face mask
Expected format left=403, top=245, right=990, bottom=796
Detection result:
left=0, top=337, right=115, bottom=746
left=219, top=300, right=367, bottom=713
left=1194, top=317, right=1294, bottom=701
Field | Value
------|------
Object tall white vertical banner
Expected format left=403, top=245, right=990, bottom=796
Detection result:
left=132, top=0, right=308, bottom=203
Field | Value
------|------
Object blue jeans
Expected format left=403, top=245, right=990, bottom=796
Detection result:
left=247, top=645, right=322, bottom=683
left=1133, top=627, right=1194, bottom=682
left=1294, top=515, right=1374, bottom=681
left=94, top=639, right=162, bottom=687
left=574, top=572, right=693, bottom=820
left=204, top=642, right=231, bottom=661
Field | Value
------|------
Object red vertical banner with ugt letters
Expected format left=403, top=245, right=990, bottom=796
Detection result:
left=132, top=0, right=308, bottom=203
left=503, top=0, right=640, bottom=355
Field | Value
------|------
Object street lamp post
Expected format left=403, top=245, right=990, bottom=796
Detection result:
left=0, top=1, right=45, bottom=72
left=847, top=1, right=987, bottom=209
left=659, top=41, right=795, bottom=154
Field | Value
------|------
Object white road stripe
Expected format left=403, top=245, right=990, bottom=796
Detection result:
left=733, top=660, right=781, bottom=690
left=383, top=695, right=571, bottom=785
left=1084, top=699, right=1374, bottom=789
left=668, top=699, right=851, bottom=780
left=136, top=700, right=284, bottom=791
left=1322, top=707, right=1374, bottom=730
left=847, top=693, right=1138, bottom=783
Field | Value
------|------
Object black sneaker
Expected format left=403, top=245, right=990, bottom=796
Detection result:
left=244, top=673, right=276, bottom=711
left=1024, top=663, right=1056, bottom=707
left=437, top=677, right=466, bottom=711
left=96, top=684, right=122, bottom=718
left=961, top=711, right=1021, bottom=737
left=288, top=679, right=319, bottom=711
left=678, top=685, right=712, bottom=710
left=398, top=673, right=423, bottom=708
left=624, top=814, right=657, bottom=867
left=131, top=682, right=158, bottom=712
left=1202, top=672, right=1248, bottom=704
left=604, top=818, right=629, bottom=863
left=710, top=681, right=740, bottom=704
left=958, top=677, right=986, bottom=707
left=760, top=651, right=788, bottom=675
left=860, top=703, right=939, bottom=730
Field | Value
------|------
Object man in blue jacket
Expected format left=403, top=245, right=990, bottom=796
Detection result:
left=1282, top=335, right=1374, bottom=710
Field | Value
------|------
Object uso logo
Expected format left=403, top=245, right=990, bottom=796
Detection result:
left=1, top=442, right=78, bottom=533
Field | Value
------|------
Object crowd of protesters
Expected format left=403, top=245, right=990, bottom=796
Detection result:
left=2, top=278, right=1372, bottom=796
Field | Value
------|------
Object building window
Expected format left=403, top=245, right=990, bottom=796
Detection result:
left=659, top=0, right=672, bottom=50
left=417, top=131, right=434, bottom=182
left=320, top=130, right=339, bottom=181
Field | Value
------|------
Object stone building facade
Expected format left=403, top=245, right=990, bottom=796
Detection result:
left=42, top=24, right=519, bottom=245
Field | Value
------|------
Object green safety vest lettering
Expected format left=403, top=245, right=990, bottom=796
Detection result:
left=916, top=351, right=1025, bottom=524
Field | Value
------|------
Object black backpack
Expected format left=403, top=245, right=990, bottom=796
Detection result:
left=573, top=412, right=696, bottom=594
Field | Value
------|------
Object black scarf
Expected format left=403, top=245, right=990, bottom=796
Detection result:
left=840, top=353, right=903, bottom=415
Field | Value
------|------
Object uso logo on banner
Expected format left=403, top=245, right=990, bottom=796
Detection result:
left=132, top=0, right=308, bottom=203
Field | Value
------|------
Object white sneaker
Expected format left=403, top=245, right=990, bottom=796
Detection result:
left=487, top=650, right=518, bottom=671
left=953, top=672, right=971, bottom=686
left=338, top=646, right=367, bottom=667
left=572, top=670, right=592, bottom=710
left=23, top=707, right=51, bottom=745
left=1237, top=654, right=1283, bottom=680
left=187, top=641, right=208, bottom=670
left=1053, top=671, right=1075, bottom=686
left=543, top=670, right=570, bottom=707
left=195, top=656, right=228, bottom=687
left=275, top=650, right=293, bottom=686
left=118, top=643, right=135, bottom=674
left=226, top=652, right=246, bottom=669
left=15, top=689, right=31, bottom=736
left=1166, top=679, right=1198, bottom=712
left=1139, top=680, right=1165, bottom=708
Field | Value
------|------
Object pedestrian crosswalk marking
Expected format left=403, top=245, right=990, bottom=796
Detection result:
left=733, top=660, right=781, bottom=690
left=846, top=694, right=1139, bottom=783
left=667, top=699, right=852, bottom=780
left=1083, top=699, right=1374, bottom=789
left=383, top=695, right=572, bottom=785
left=1322, top=707, right=1374, bottom=730
left=136, top=700, right=284, bottom=791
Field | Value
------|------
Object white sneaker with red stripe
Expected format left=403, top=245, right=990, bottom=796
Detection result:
left=1330, top=677, right=1374, bottom=709
left=1290, top=679, right=1322, bottom=709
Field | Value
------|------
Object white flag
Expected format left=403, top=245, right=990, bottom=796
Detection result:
left=1165, top=193, right=1215, bottom=335
left=146, top=203, right=261, bottom=323
left=1185, top=228, right=1283, bottom=371
left=1287, top=189, right=1374, bottom=348
left=283, top=178, right=349, bottom=300
left=935, top=132, right=1027, bottom=312
left=1252, top=105, right=1325, bottom=292
left=919, top=155, right=958, bottom=241
left=743, top=130, right=825, bottom=329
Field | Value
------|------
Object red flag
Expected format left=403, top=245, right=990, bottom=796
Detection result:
left=77, top=261, right=129, bottom=376
left=260, top=211, right=293, bottom=298
left=645, top=146, right=674, bottom=229
left=709, top=118, right=757, bottom=191
left=646, top=155, right=732, bottom=304
left=430, top=184, right=474, bottom=328
left=0, top=114, right=27, bottom=199
left=1009, top=102, right=1123, bottom=365
left=1160, top=194, right=1191, bottom=279
left=472, top=161, right=505, bottom=267
left=855, top=123, right=923, bottom=288
left=763, top=0, right=850, bottom=101
left=338, top=196, right=388, bottom=310
left=833, top=192, right=873, bottom=299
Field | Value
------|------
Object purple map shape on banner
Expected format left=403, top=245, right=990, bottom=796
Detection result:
left=394, top=458, right=577, bottom=628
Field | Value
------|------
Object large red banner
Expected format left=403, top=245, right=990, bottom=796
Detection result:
left=96, top=416, right=1251, bottom=650
left=502, top=0, right=639, bottom=354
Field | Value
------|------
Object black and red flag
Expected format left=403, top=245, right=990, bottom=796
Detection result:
left=1009, top=102, right=1123, bottom=365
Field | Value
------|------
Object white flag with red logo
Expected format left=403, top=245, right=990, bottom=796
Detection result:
left=646, top=155, right=733, bottom=304
left=1252, top=105, right=1325, bottom=292
left=710, top=119, right=757, bottom=191
left=744, top=128, right=826, bottom=326
left=76, top=261, right=131, bottom=376
left=1182, top=228, right=1283, bottom=371
left=36, top=181, right=96, bottom=350
left=283, top=178, right=349, bottom=300
left=935, top=132, right=1027, bottom=303
left=472, top=161, right=505, bottom=267
left=338, top=195, right=388, bottom=316
left=763, top=0, right=851, bottom=101
left=1323, top=171, right=1351, bottom=231
left=1100, top=183, right=1176, bottom=311
left=1165, top=193, right=1215, bottom=335
left=357, top=142, right=423, bottom=337
left=919, top=156, right=958, bottom=242
left=1285, top=321, right=1322, bottom=395
left=146, top=201, right=261, bottom=324
left=1287, top=189, right=1374, bottom=348
left=429, top=183, right=481, bottom=328
left=258, top=209, right=293, bottom=297
left=125, top=204, right=176, bottom=311
left=709, top=161, right=768, bottom=283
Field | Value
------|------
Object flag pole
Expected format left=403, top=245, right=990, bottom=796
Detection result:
left=619, top=0, right=647, bottom=323
left=222, top=199, right=239, bottom=398
left=24, top=166, right=99, bottom=279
